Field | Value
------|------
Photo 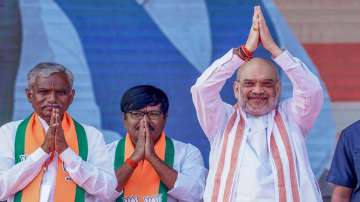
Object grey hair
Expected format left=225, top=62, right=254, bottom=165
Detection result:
left=27, top=62, right=74, bottom=89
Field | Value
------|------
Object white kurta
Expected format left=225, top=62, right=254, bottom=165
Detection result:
left=0, top=116, right=117, bottom=202
left=235, top=114, right=275, bottom=201
left=106, top=138, right=208, bottom=202
left=191, top=49, right=324, bottom=202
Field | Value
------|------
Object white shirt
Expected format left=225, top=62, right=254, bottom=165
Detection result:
left=0, top=116, right=117, bottom=202
left=106, top=138, right=208, bottom=202
left=191, top=49, right=324, bottom=201
left=235, top=114, right=274, bottom=201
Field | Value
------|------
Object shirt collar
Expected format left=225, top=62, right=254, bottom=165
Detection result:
left=37, top=115, right=50, bottom=133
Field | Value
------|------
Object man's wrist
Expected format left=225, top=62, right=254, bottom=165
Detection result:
left=146, top=153, right=160, bottom=165
left=269, top=46, right=282, bottom=58
left=244, top=43, right=255, bottom=53
left=125, top=158, right=138, bottom=169
left=41, top=144, right=52, bottom=154
left=57, top=145, right=68, bottom=155
left=130, top=153, right=143, bottom=163
left=234, top=45, right=253, bottom=61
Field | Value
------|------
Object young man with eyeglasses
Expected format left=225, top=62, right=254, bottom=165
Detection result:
left=106, top=85, right=207, bottom=202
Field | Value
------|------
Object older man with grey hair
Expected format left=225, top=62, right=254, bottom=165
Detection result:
left=0, top=62, right=117, bottom=201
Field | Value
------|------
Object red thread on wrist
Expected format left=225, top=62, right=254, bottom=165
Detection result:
left=240, top=45, right=253, bottom=58
left=125, top=158, right=138, bottom=169
left=235, top=45, right=253, bottom=61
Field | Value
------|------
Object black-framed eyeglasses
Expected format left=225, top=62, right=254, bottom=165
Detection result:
left=128, top=110, right=163, bottom=120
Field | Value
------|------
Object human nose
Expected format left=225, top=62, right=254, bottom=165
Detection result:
left=48, top=91, right=56, bottom=103
left=252, top=83, right=264, bottom=94
left=141, top=112, right=151, bottom=121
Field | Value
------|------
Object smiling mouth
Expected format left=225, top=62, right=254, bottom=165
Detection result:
left=248, top=97, right=268, bottom=101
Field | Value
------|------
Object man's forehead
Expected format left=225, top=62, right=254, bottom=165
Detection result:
left=242, top=78, right=277, bottom=82
left=237, top=58, right=278, bottom=81
left=33, top=72, right=70, bottom=88
left=137, top=104, right=161, bottom=111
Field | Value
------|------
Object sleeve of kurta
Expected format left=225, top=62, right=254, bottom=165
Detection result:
left=59, top=126, right=117, bottom=201
left=104, top=141, right=124, bottom=200
left=167, top=143, right=207, bottom=201
left=0, top=122, right=49, bottom=200
left=273, top=50, right=324, bottom=135
left=191, top=49, right=245, bottom=142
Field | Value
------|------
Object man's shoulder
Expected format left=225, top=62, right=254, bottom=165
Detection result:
left=74, top=122, right=106, bottom=143
left=170, top=138, right=190, bottom=147
left=76, top=122, right=102, bottom=134
left=341, top=120, right=360, bottom=140
left=105, top=140, right=119, bottom=157
left=169, top=138, right=201, bottom=153
left=0, top=120, right=24, bottom=131
left=0, top=120, right=25, bottom=145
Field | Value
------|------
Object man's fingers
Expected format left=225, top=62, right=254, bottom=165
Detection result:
left=52, top=112, right=60, bottom=135
left=252, top=6, right=260, bottom=22
left=252, top=6, right=257, bottom=23
left=139, top=119, right=145, bottom=130
left=47, top=110, right=57, bottom=137
left=138, top=119, right=146, bottom=141
left=252, top=18, right=259, bottom=31
left=258, top=7, right=267, bottom=27
left=255, top=6, right=260, bottom=19
left=258, top=11, right=269, bottom=36
left=55, top=109, right=60, bottom=124
left=258, top=5, right=264, bottom=18
left=144, top=118, right=150, bottom=135
left=49, top=108, right=60, bottom=129
left=50, top=108, right=56, bottom=126
left=144, top=130, right=149, bottom=145
left=251, top=6, right=261, bottom=33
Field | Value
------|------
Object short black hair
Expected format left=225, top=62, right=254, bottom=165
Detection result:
left=121, top=85, right=169, bottom=115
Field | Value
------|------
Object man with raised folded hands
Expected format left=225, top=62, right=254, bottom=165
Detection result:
left=107, top=85, right=207, bottom=202
left=191, top=6, right=323, bottom=202
left=0, top=63, right=117, bottom=201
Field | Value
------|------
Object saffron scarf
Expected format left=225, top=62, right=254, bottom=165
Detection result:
left=14, top=113, right=88, bottom=202
left=211, top=107, right=300, bottom=202
left=114, top=132, right=174, bottom=202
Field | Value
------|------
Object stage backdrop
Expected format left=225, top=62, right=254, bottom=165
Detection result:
left=0, top=0, right=335, bottom=176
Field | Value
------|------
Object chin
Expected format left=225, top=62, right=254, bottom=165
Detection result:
left=248, top=111, right=267, bottom=117
left=246, top=106, right=272, bottom=117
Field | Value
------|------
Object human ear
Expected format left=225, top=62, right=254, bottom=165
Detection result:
left=25, top=88, right=33, bottom=103
left=233, top=81, right=240, bottom=99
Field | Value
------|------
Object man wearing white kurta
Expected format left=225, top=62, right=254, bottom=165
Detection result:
left=0, top=63, right=117, bottom=201
left=191, top=6, right=323, bottom=202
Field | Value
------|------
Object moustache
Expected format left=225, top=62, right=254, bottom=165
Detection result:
left=42, top=104, right=62, bottom=109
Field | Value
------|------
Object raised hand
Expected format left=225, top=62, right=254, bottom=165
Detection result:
left=257, top=6, right=282, bottom=57
left=130, top=119, right=146, bottom=162
left=41, top=108, right=56, bottom=154
left=245, top=6, right=260, bottom=52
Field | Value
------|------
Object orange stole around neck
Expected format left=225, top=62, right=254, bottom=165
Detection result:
left=123, top=132, right=166, bottom=200
left=14, top=113, right=88, bottom=202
